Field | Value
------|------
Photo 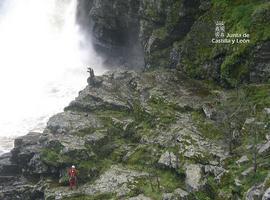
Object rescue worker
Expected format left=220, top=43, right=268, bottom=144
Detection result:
left=68, top=165, right=78, bottom=189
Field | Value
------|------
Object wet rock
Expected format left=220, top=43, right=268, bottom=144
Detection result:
left=77, top=0, right=144, bottom=69
left=158, top=151, right=178, bottom=169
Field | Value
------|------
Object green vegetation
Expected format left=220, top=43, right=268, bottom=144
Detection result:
left=192, top=111, right=224, bottom=140
left=213, top=1, right=269, bottom=86
left=38, top=67, right=270, bottom=199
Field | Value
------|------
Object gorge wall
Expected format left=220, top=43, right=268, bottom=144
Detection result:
left=77, top=0, right=270, bottom=87
left=0, top=1, right=270, bottom=200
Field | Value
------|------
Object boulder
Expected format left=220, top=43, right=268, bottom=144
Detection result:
left=204, top=165, right=227, bottom=182
left=236, top=155, right=249, bottom=165
left=258, top=141, right=270, bottom=155
left=264, top=108, right=270, bottom=115
left=241, top=167, right=254, bottom=177
left=129, top=194, right=153, bottom=200
left=245, top=184, right=264, bottom=200
left=234, top=178, right=242, bottom=187
left=11, top=132, right=43, bottom=169
left=83, top=165, right=148, bottom=196
left=262, top=187, right=270, bottom=200
left=27, top=154, right=48, bottom=175
left=158, top=151, right=178, bottom=169
left=185, top=164, right=203, bottom=192
left=162, top=188, right=189, bottom=200
left=46, top=111, right=101, bottom=135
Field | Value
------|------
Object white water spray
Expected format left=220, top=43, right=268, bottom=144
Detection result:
left=0, top=0, right=105, bottom=154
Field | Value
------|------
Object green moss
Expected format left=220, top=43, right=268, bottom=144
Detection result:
left=178, top=0, right=269, bottom=86
left=166, top=1, right=181, bottom=30
left=244, top=84, right=270, bottom=108
left=153, top=27, right=168, bottom=40
left=148, top=96, right=178, bottom=126
left=76, top=127, right=97, bottom=137
left=192, top=111, right=224, bottom=140
left=128, top=169, right=185, bottom=200
left=41, top=149, right=61, bottom=167
left=127, top=145, right=158, bottom=167
left=147, top=47, right=171, bottom=68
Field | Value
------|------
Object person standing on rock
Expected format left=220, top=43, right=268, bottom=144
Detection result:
left=68, top=165, right=78, bottom=189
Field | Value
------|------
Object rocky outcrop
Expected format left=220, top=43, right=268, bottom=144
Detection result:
left=185, top=164, right=203, bottom=192
left=258, top=140, right=270, bottom=155
left=236, top=155, right=249, bottom=165
left=162, top=188, right=189, bottom=200
left=77, top=0, right=270, bottom=86
left=0, top=69, right=269, bottom=199
left=129, top=194, right=152, bottom=200
left=45, top=165, right=148, bottom=199
left=158, top=151, right=177, bottom=169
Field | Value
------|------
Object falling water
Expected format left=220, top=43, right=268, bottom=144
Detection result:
left=0, top=0, right=105, bottom=154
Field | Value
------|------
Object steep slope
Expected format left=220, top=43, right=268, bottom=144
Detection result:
left=0, top=69, right=269, bottom=199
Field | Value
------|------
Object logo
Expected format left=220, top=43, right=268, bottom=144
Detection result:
left=212, top=21, right=250, bottom=44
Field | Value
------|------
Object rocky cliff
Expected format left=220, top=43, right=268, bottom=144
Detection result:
left=0, top=0, right=270, bottom=199
left=77, top=0, right=270, bottom=87
left=0, top=69, right=270, bottom=199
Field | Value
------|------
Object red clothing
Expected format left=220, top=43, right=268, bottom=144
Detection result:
left=68, top=168, right=77, bottom=177
left=68, top=168, right=78, bottom=188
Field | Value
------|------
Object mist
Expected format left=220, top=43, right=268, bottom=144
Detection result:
left=0, top=0, right=105, bottom=154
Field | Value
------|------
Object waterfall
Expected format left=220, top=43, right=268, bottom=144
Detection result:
left=0, top=0, right=105, bottom=154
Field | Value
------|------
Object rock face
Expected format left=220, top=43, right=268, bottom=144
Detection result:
left=76, top=0, right=270, bottom=86
left=258, top=140, right=270, bottom=155
left=185, top=164, right=203, bottom=192
left=77, top=0, right=145, bottom=69
left=236, top=155, right=249, bottom=165
left=45, top=165, right=148, bottom=199
left=0, top=69, right=269, bottom=199
left=158, top=151, right=177, bottom=169
left=263, top=187, right=270, bottom=200
left=245, top=184, right=264, bottom=200
left=162, top=188, right=189, bottom=200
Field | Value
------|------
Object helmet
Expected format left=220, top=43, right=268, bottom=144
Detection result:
left=72, top=165, right=75, bottom=168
